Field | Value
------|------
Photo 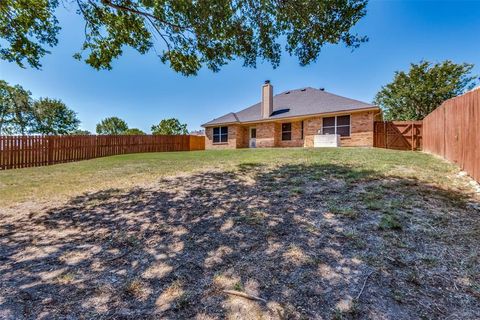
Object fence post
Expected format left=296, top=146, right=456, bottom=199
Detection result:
left=47, top=136, right=54, bottom=165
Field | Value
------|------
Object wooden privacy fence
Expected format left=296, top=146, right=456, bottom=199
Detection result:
left=189, top=135, right=205, bottom=151
left=0, top=134, right=205, bottom=170
left=374, top=121, right=423, bottom=151
left=423, top=88, right=480, bottom=182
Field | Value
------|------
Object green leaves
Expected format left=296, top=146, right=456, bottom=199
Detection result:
left=96, top=116, right=129, bottom=134
left=0, top=0, right=60, bottom=69
left=1, top=0, right=368, bottom=75
left=151, top=118, right=188, bottom=135
left=0, top=80, right=80, bottom=135
left=374, top=60, right=477, bottom=120
left=0, top=80, right=34, bottom=134
left=32, top=98, right=80, bottom=135
left=124, top=128, right=145, bottom=135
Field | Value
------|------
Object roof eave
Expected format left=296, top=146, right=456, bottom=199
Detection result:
left=202, top=106, right=381, bottom=127
left=201, top=120, right=239, bottom=128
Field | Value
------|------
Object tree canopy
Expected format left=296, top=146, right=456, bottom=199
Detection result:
left=151, top=118, right=188, bottom=135
left=1, top=0, right=368, bottom=75
left=0, top=80, right=34, bottom=134
left=71, top=129, right=92, bottom=135
left=124, top=128, right=146, bottom=135
left=96, top=116, right=129, bottom=134
left=33, top=98, right=80, bottom=134
left=374, top=60, right=477, bottom=121
left=1, top=80, right=81, bottom=135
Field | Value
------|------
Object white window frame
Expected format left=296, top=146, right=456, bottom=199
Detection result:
left=322, top=115, right=351, bottom=137
left=213, top=126, right=228, bottom=143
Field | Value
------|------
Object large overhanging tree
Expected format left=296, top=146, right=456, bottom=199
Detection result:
left=0, top=0, right=368, bottom=75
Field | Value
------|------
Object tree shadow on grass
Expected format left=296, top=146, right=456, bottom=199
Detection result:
left=1, top=163, right=479, bottom=319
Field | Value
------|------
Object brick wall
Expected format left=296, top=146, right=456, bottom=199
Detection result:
left=236, top=126, right=248, bottom=148
left=205, top=125, right=240, bottom=149
left=275, top=121, right=304, bottom=147
left=256, top=122, right=276, bottom=148
left=344, top=111, right=376, bottom=147
left=304, top=110, right=376, bottom=147
left=304, top=117, right=322, bottom=147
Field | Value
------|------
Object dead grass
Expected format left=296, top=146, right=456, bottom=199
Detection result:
left=0, top=148, right=479, bottom=319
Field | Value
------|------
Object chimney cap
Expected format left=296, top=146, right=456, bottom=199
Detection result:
left=319, top=87, right=325, bottom=91
left=264, top=80, right=270, bottom=84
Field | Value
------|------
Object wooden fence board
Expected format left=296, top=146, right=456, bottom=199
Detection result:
left=423, top=88, right=480, bottom=182
left=0, top=134, right=205, bottom=170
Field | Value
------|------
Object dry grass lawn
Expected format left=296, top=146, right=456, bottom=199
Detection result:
left=0, top=148, right=479, bottom=319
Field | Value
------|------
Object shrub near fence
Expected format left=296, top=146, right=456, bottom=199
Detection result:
left=423, top=88, right=480, bottom=182
left=0, top=134, right=205, bottom=170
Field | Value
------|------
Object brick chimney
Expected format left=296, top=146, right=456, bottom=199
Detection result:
left=261, top=80, right=273, bottom=118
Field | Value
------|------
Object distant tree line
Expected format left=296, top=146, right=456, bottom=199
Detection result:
left=1, top=80, right=191, bottom=136
left=95, top=117, right=188, bottom=135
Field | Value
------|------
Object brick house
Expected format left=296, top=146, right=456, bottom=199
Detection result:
left=202, top=81, right=382, bottom=149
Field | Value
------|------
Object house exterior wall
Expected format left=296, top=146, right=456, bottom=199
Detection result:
left=303, top=117, right=322, bottom=147
left=204, top=110, right=377, bottom=149
left=236, top=126, right=249, bottom=148
left=275, top=121, right=304, bottom=147
left=341, top=110, right=376, bottom=147
left=256, top=122, right=276, bottom=148
left=205, top=125, right=240, bottom=149
left=304, top=110, right=376, bottom=147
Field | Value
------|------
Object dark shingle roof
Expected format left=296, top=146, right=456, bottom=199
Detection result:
left=202, top=87, right=377, bottom=127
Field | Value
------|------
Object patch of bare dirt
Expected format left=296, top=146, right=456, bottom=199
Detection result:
left=0, top=163, right=479, bottom=319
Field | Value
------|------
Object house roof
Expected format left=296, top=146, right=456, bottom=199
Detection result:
left=202, top=87, right=378, bottom=127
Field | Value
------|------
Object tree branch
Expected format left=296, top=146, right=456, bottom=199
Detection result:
left=100, top=0, right=190, bottom=31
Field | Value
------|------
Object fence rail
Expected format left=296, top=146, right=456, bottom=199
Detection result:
left=423, top=88, right=480, bottom=182
left=0, top=134, right=205, bottom=170
left=374, top=121, right=423, bottom=151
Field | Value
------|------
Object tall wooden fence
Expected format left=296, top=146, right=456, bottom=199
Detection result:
left=374, top=121, right=423, bottom=151
left=423, top=88, right=480, bottom=182
left=0, top=134, right=205, bottom=170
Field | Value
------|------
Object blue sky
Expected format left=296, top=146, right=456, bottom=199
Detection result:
left=1, top=0, right=479, bottom=133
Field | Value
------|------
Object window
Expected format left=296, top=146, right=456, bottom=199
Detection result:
left=322, top=115, right=350, bottom=137
left=213, top=126, right=228, bottom=143
left=282, top=123, right=292, bottom=141
left=301, top=121, right=304, bottom=139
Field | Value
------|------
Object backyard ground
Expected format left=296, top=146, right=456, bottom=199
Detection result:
left=0, top=148, right=479, bottom=319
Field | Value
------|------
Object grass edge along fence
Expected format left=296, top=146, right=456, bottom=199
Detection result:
left=0, top=134, right=205, bottom=170
left=423, top=87, right=480, bottom=183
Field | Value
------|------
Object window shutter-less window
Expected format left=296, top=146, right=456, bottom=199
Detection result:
left=213, top=126, right=228, bottom=143
left=282, top=123, right=292, bottom=141
left=220, top=126, right=228, bottom=142
left=322, top=115, right=350, bottom=137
